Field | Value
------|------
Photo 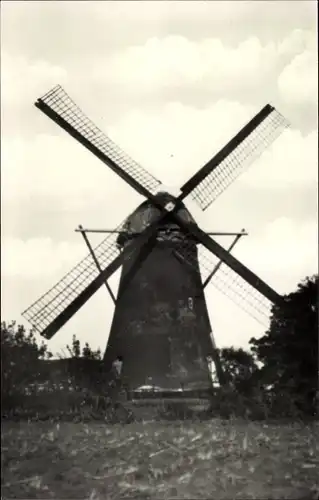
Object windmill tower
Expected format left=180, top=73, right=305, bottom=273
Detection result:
left=22, top=85, right=289, bottom=417
left=103, top=192, right=215, bottom=395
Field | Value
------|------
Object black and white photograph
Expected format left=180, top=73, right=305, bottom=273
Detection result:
left=1, top=1, right=318, bottom=499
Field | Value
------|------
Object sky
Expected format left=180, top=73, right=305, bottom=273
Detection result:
left=1, top=1, right=318, bottom=358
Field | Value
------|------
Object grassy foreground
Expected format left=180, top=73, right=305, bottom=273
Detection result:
left=2, top=419, right=318, bottom=499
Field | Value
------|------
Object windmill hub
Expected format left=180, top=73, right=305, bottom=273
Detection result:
left=164, top=201, right=176, bottom=212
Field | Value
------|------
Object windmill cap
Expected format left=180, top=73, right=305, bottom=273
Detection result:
left=119, top=191, right=196, bottom=240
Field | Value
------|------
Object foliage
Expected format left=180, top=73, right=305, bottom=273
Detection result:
left=1, top=321, right=52, bottom=398
left=1, top=323, right=113, bottom=420
left=65, top=334, right=102, bottom=360
left=1, top=274, right=317, bottom=421
left=218, top=347, right=259, bottom=391
left=212, top=274, right=318, bottom=419
left=249, top=274, right=318, bottom=416
left=212, top=347, right=263, bottom=419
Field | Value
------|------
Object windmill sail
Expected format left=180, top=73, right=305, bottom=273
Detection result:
left=22, top=222, right=124, bottom=337
left=35, top=85, right=161, bottom=197
left=181, top=105, right=289, bottom=211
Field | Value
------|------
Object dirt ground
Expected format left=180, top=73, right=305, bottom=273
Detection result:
left=1, top=419, right=318, bottom=499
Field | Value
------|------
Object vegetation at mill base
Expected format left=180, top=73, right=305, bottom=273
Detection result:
left=1, top=274, right=318, bottom=421
left=250, top=274, right=318, bottom=417
left=2, top=420, right=319, bottom=500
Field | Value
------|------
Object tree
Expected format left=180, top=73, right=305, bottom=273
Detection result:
left=212, top=346, right=265, bottom=418
left=218, top=347, right=259, bottom=392
left=66, top=335, right=101, bottom=360
left=1, top=322, right=112, bottom=420
left=1, top=324, right=101, bottom=399
left=249, top=274, right=318, bottom=416
left=1, top=321, right=52, bottom=400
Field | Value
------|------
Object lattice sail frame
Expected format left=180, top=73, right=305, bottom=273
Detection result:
left=36, top=85, right=161, bottom=195
left=190, top=110, right=290, bottom=211
left=22, top=221, right=126, bottom=335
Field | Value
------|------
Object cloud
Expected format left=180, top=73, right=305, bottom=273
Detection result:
left=108, top=99, right=256, bottom=186
left=236, top=217, right=318, bottom=287
left=108, top=100, right=317, bottom=194
left=1, top=52, right=68, bottom=113
left=278, top=50, right=318, bottom=105
left=238, top=128, right=317, bottom=188
left=1, top=237, right=87, bottom=279
left=92, top=29, right=316, bottom=97
left=2, top=1, right=315, bottom=68
left=1, top=132, right=141, bottom=215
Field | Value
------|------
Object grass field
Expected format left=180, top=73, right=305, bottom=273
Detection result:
left=2, top=419, right=318, bottom=499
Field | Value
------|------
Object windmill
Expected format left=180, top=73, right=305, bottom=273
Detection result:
left=22, top=85, right=289, bottom=417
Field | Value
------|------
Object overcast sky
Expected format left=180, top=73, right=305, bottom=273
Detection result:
left=1, top=1, right=317, bottom=357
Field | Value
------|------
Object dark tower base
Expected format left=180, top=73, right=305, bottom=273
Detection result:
left=104, top=193, right=216, bottom=412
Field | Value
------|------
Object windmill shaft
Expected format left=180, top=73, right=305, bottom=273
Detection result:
left=180, top=104, right=274, bottom=197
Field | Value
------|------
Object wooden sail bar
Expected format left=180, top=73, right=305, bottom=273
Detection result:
left=75, top=228, right=248, bottom=236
